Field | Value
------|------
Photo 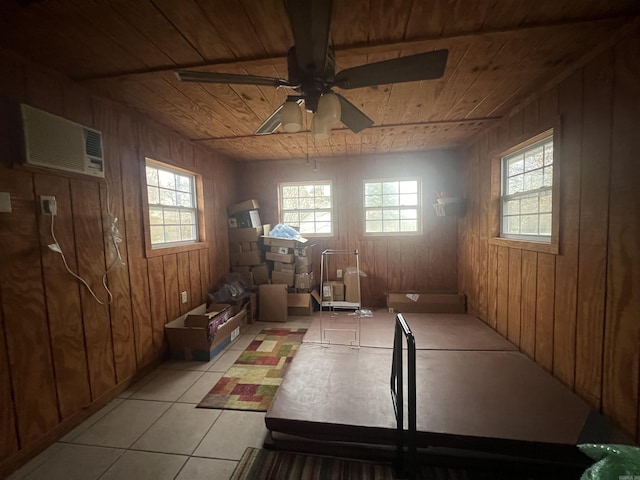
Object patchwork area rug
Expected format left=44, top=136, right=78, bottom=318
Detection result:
left=197, top=328, right=306, bottom=411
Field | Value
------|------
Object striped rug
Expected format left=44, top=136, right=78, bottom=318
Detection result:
left=230, top=448, right=474, bottom=480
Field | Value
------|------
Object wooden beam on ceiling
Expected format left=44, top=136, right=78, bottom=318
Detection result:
left=78, top=15, right=635, bottom=82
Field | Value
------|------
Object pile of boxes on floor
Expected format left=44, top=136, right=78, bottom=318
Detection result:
left=227, top=199, right=320, bottom=323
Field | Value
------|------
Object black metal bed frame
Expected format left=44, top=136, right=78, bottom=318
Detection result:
left=390, top=313, right=417, bottom=480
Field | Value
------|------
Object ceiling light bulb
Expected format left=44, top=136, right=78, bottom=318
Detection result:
left=317, top=92, right=341, bottom=127
left=311, top=114, right=330, bottom=141
left=280, top=100, right=302, bottom=133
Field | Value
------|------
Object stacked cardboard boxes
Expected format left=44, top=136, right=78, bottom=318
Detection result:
left=263, top=236, right=316, bottom=292
left=227, top=199, right=271, bottom=286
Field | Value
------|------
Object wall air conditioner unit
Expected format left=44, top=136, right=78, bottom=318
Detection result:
left=20, top=104, right=105, bottom=178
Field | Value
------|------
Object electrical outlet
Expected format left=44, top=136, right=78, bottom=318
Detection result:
left=40, top=195, right=57, bottom=215
left=336, top=269, right=343, bottom=279
left=181, top=291, right=188, bottom=304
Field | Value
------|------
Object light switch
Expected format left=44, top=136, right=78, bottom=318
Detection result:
left=0, top=192, right=11, bottom=213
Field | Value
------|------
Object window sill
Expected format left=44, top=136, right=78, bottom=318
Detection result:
left=145, top=241, right=209, bottom=258
left=488, top=237, right=558, bottom=255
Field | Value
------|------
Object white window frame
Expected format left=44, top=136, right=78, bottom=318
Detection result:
left=145, top=159, right=199, bottom=248
left=278, top=181, right=333, bottom=237
left=363, top=177, right=422, bottom=236
left=500, top=133, right=554, bottom=243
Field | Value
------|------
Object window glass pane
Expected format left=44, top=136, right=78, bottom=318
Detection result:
left=382, top=194, right=399, bottom=207
left=382, top=182, right=399, bottom=194
left=523, top=170, right=543, bottom=190
left=298, top=197, right=314, bottom=209
left=180, top=210, right=195, bottom=225
left=149, top=207, right=163, bottom=225
left=283, top=212, right=299, bottom=224
left=544, top=143, right=554, bottom=165
left=383, top=209, right=399, bottom=220
left=383, top=220, right=400, bottom=232
left=282, top=186, right=298, bottom=198
left=539, top=191, right=552, bottom=213
left=540, top=214, right=552, bottom=235
left=399, top=181, right=417, bottom=194
left=159, top=188, right=177, bottom=206
left=366, top=220, right=382, bottom=232
left=147, top=186, right=159, bottom=205
left=165, top=225, right=180, bottom=242
left=524, top=145, right=544, bottom=171
left=181, top=225, right=196, bottom=240
left=315, top=185, right=330, bottom=196
left=158, top=170, right=175, bottom=189
left=299, top=223, right=315, bottom=234
left=521, top=215, right=539, bottom=234
left=520, top=196, right=538, bottom=214
left=365, top=183, right=382, bottom=195
left=300, top=211, right=314, bottom=222
left=150, top=226, right=164, bottom=244
left=301, top=185, right=314, bottom=196
left=316, top=196, right=331, bottom=209
left=400, top=193, right=417, bottom=206
left=315, top=211, right=331, bottom=222
left=366, top=209, right=382, bottom=220
left=543, top=166, right=553, bottom=187
left=507, top=156, right=524, bottom=176
left=146, top=167, right=158, bottom=186
left=506, top=216, right=520, bottom=234
left=177, top=192, right=193, bottom=208
left=283, top=198, right=298, bottom=210
left=316, top=222, right=331, bottom=234
left=505, top=199, right=519, bottom=215
left=365, top=195, right=381, bottom=207
left=176, top=175, right=191, bottom=192
left=400, top=209, right=417, bottom=219
left=507, top=175, right=524, bottom=194
left=400, top=220, right=417, bottom=231
left=164, top=209, right=179, bottom=225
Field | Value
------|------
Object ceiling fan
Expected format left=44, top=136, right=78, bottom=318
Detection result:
left=175, top=0, right=448, bottom=137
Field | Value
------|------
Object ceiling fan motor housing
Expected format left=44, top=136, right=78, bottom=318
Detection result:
left=287, top=46, right=336, bottom=113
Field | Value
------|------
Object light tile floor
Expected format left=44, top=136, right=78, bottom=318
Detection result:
left=8, top=318, right=313, bottom=480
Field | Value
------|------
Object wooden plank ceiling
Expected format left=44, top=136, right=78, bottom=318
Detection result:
left=0, top=0, right=637, bottom=161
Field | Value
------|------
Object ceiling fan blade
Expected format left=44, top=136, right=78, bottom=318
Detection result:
left=285, top=0, right=333, bottom=76
left=335, top=93, right=373, bottom=133
left=175, top=70, right=292, bottom=88
left=254, top=104, right=284, bottom=135
left=334, top=49, right=449, bottom=89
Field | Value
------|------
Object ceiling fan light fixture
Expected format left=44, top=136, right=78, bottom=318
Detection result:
left=280, top=100, right=302, bottom=132
left=317, top=92, right=341, bottom=127
left=311, top=114, right=331, bottom=141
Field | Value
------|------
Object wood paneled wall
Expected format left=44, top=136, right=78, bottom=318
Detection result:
left=0, top=52, right=233, bottom=474
left=458, top=30, right=640, bottom=440
left=236, top=151, right=462, bottom=307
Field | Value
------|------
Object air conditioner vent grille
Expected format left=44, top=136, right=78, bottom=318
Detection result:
left=85, top=129, right=103, bottom=158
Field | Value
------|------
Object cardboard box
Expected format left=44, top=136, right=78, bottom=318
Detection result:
left=386, top=292, right=467, bottom=314
left=326, top=281, right=345, bottom=301
left=294, top=272, right=314, bottom=290
left=184, top=304, right=232, bottom=339
left=229, top=224, right=270, bottom=243
left=250, top=241, right=259, bottom=251
left=228, top=199, right=260, bottom=215
left=322, top=284, right=333, bottom=301
left=230, top=250, right=263, bottom=266
left=247, top=292, right=257, bottom=323
left=343, top=267, right=361, bottom=303
left=230, top=209, right=261, bottom=228
left=266, top=251, right=295, bottom=263
left=232, top=265, right=250, bottom=273
left=259, top=284, right=288, bottom=322
left=165, top=304, right=245, bottom=361
left=251, top=263, right=270, bottom=285
left=295, top=256, right=312, bottom=267
left=294, top=244, right=314, bottom=257
left=295, top=264, right=312, bottom=274
left=271, top=245, right=291, bottom=255
left=262, top=236, right=308, bottom=248
left=241, top=241, right=252, bottom=252
left=271, top=270, right=295, bottom=287
left=287, top=292, right=319, bottom=316
left=273, top=261, right=295, bottom=272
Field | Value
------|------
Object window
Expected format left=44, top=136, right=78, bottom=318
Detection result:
left=145, top=160, right=199, bottom=247
left=501, top=134, right=554, bottom=242
left=279, top=182, right=333, bottom=235
left=364, top=178, right=420, bottom=234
